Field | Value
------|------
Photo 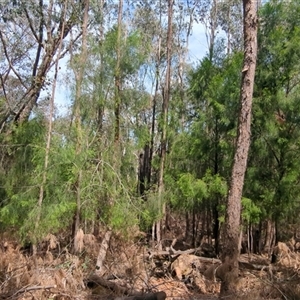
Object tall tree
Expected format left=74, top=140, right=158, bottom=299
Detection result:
left=34, top=0, right=68, bottom=249
left=0, top=0, right=84, bottom=128
left=156, top=0, right=174, bottom=249
left=70, top=0, right=89, bottom=246
left=220, top=0, right=257, bottom=296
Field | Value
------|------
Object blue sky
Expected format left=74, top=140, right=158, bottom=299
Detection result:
left=188, top=22, right=208, bottom=64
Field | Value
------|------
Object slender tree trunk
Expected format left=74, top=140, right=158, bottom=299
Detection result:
left=191, top=209, right=196, bottom=246
left=220, top=0, right=257, bottom=296
left=213, top=204, right=220, bottom=255
left=206, top=209, right=212, bottom=245
left=156, top=0, right=173, bottom=250
left=33, top=1, right=67, bottom=253
left=114, top=0, right=123, bottom=144
left=208, top=0, right=218, bottom=61
left=111, top=0, right=123, bottom=208
left=185, top=212, right=190, bottom=240
left=95, top=0, right=105, bottom=134
left=71, top=0, right=89, bottom=244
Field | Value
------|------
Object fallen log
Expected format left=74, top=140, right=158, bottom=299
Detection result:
left=87, top=274, right=137, bottom=295
left=150, top=248, right=272, bottom=266
left=149, top=249, right=272, bottom=275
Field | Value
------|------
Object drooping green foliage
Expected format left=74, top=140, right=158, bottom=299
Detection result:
left=0, top=119, right=76, bottom=241
left=241, top=197, right=261, bottom=225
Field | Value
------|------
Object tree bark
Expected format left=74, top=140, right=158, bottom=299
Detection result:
left=16, top=3, right=82, bottom=124
left=156, top=0, right=173, bottom=250
left=114, top=0, right=123, bottom=144
left=71, top=0, right=89, bottom=245
left=220, top=0, right=257, bottom=296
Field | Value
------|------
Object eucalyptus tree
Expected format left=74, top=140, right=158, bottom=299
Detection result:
left=63, top=0, right=150, bottom=239
left=153, top=0, right=174, bottom=248
left=217, top=0, right=243, bottom=54
left=132, top=0, right=206, bottom=245
left=69, top=0, right=89, bottom=244
left=0, top=0, right=84, bottom=129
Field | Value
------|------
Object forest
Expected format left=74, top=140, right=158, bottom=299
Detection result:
left=1, top=0, right=300, bottom=299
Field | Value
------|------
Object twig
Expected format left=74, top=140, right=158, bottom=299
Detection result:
left=7, top=284, right=57, bottom=299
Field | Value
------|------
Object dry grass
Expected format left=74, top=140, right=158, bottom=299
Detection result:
left=2, top=232, right=300, bottom=300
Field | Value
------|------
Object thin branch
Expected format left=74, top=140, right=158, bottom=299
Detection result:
left=23, top=8, right=40, bottom=42
left=0, top=31, right=27, bottom=90
left=32, top=0, right=45, bottom=78
left=263, top=136, right=280, bottom=166
left=7, top=285, right=57, bottom=299
left=49, top=32, right=82, bottom=68
left=0, top=74, right=10, bottom=109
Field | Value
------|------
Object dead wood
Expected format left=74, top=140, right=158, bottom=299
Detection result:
left=148, top=247, right=213, bottom=259
left=96, top=230, right=112, bottom=276
left=87, top=274, right=140, bottom=296
left=0, top=284, right=57, bottom=300
left=87, top=274, right=167, bottom=300
left=149, top=248, right=274, bottom=276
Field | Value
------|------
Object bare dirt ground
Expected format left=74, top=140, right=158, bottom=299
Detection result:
left=1, top=231, right=300, bottom=300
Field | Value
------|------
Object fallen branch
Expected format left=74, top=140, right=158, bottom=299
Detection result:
left=87, top=274, right=139, bottom=295
left=148, top=247, right=202, bottom=259
left=149, top=249, right=221, bottom=264
left=2, top=284, right=57, bottom=300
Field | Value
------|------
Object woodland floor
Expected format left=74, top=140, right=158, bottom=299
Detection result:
left=1, top=225, right=300, bottom=300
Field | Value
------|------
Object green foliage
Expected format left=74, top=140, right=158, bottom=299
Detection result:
left=241, top=197, right=261, bottom=225
left=110, top=198, right=139, bottom=233
left=186, top=51, right=243, bottom=180
left=138, top=188, right=163, bottom=231
left=245, top=0, right=300, bottom=230
left=203, top=170, right=227, bottom=197
left=102, top=27, right=148, bottom=80
left=0, top=118, right=89, bottom=242
left=175, top=173, right=208, bottom=210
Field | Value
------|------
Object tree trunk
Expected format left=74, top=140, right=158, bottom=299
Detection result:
left=114, top=0, right=123, bottom=144
left=96, top=230, right=112, bottom=276
left=138, top=144, right=150, bottom=197
left=156, top=0, right=173, bottom=249
left=220, top=0, right=257, bottom=296
left=70, top=0, right=89, bottom=245
left=185, top=212, right=190, bottom=240
left=33, top=2, right=67, bottom=252
left=264, top=219, right=276, bottom=256
left=213, top=204, right=220, bottom=255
